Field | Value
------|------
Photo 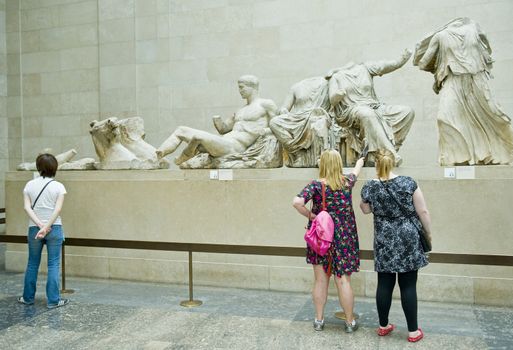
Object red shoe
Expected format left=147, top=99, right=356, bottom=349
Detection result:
left=407, top=328, right=424, bottom=342
left=377, top=324, right=395, bottom=336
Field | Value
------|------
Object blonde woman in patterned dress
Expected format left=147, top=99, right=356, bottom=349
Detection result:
left=293, top=150, right=364, bottom=333
left=360, top=149, right=432, bottom=342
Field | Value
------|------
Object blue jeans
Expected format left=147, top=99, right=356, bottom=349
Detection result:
left=23, top=225, right=64, bottom=306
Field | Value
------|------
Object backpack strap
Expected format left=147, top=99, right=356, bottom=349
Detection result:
left=321, top=182, right=327, bottom=211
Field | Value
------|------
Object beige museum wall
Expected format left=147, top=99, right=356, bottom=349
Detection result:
left=0, top=0, right=6, bottom=269
left=2, top=0, right=513, bottom=169
left=2, top=1, right=513, bottom=305
left=0, top=0, right=6, bottom=213
left=4, top=168, right=513, bottom=306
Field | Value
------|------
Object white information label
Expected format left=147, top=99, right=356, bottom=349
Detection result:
left=218, top=169, right=233, bottom=181
left=456, top=166, right=475, bottom=179
left=209, top=170, right=219, bottom=180
left=444, top=167, right=456, bottom=178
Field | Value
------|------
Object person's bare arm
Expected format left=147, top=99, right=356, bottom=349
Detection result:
left=368, top=49, right=412, bottom=76
left=351, top=158, right=365, bottom=177
left=360, top=201, right=372, bottom=214
left=412, top=187, right=432, bottom=241
left=213, top=114, right=235, bottom=135
left=293, top=196, right=315, bottom=220
left=35, top=194, right=65, bottom=239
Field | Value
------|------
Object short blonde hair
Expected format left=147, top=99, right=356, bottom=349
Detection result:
left=319, top=149, right=345, bottom=191
left=375, top=149, right=395, bottom=179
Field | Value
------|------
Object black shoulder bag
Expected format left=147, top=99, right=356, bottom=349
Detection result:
left=379, top=180, right=432, bottom=253
left=31, top=180, right=55, bottom=209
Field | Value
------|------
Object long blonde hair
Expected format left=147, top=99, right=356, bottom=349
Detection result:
left=319, top=150, right=345, bottom=190
left=375, top=149, right=395, bottom=179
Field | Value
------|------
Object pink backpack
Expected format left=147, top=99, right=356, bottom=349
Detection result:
left=304, top=182, right=334, bottom=256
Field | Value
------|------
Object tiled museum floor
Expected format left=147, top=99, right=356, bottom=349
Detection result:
left=0, top=271, right=512, bottom=350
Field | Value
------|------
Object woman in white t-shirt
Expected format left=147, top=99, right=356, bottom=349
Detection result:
left=17, top=154, right=69, bottom=309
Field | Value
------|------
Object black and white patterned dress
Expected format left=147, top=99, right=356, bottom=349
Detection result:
left=361, top=176, right=428, bottom=273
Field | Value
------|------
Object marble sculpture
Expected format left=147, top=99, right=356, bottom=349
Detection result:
left=326, top=49, right=415, bottom=166
left=156, top=75, right=282, bottom=169
left=414, top=17, right=513, bottom=165
left=90, top=117, right=169, bottom=170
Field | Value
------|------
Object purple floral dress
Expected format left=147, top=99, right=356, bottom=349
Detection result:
left=298, top=174, right=360, bottom=277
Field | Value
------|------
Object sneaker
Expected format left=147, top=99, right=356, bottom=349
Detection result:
left=47, top=298, right=69, bottom=309
left=17, top=296, right=34, bottom=305
left=313, top=319, right=325, bottom=331
left=344, top=319, right=359, bottom=333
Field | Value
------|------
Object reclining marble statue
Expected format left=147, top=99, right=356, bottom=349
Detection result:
left=90, top=116, right=169, bottom=170
left=269, top=76, right=341, bottom=167
left=326, top=49, right=415, bottom=166
left=414, top=17, right=513, bottom=165
left=156, top=75, right=282, bottom=169
left=17, top=149, right=95, bottom=171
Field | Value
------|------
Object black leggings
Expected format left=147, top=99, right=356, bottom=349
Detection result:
left=376, top=270, right=418, bottom=332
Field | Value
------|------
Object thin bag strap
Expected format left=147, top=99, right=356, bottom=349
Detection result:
left=379, top=180, right=420, bottom=231
left=305, top=181, right=327, bottom=227
left=321, top=181, right=326, bottom=211
left=31, top=179, right=55, bottom=210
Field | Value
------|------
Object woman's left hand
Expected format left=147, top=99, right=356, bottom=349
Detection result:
left=35, top=226, right=51, bottom=239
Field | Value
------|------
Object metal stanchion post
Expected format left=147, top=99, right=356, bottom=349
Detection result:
left=180, top=251, right=202, bottom=307
left=61, top=242, right=74, bottom=294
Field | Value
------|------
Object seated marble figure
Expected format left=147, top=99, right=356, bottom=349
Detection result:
left=270, top=76, right=341, bottom=168
left=156, top=75, right=282, bottom=169
left=327, top=49, right=415, bottom=166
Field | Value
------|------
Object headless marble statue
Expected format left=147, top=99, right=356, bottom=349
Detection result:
left=414, top=17, right=513, bottom=165
left=327, top=49, right=415, bottom=166
left=270, top=76, right=340, bottom=167
left=90, top=117, right=168, bottom=170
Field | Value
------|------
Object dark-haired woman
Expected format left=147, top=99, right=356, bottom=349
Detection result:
left=360, top=149, right=432, bottom=342
left=18, top=153, right=69, bottom=309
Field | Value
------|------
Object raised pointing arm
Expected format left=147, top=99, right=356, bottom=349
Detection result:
left=368, top=49, right=412, bottom=76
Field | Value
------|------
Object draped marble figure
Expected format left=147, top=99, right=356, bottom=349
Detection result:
left=414, top=17, right=513, bottom=165
left=269, top=76, right=339, bottom=167
left=327, top=49, right=415, bottom=166
left=156, top=75, right=282, bottom=169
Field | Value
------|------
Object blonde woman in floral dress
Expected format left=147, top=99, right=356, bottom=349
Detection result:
left=293, top=150, right=364, bottom=333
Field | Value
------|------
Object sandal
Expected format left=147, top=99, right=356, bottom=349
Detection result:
left=377, top=324, right=395, bottom=336
left=407, top=328, right=424, bottom=342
